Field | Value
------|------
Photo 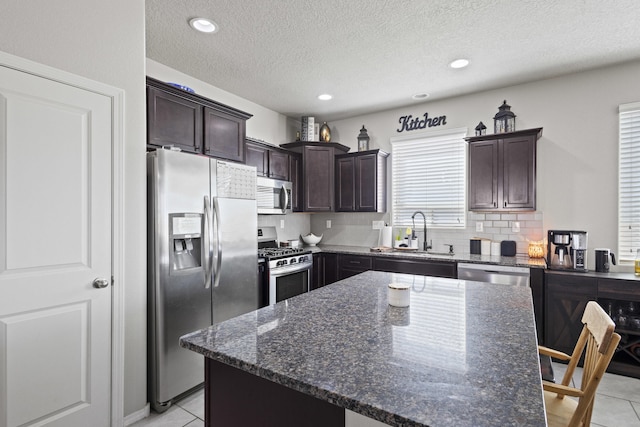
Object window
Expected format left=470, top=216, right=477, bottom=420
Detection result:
left=619, top=102, right=640, bottom=261
left=390, top=128, right=467, bottom=228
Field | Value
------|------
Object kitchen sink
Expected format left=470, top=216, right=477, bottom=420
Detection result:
left=424, top=251, right=455, bottom=256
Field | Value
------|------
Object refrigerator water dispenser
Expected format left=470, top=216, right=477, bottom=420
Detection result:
left=169, top=213, right=202, bottom=272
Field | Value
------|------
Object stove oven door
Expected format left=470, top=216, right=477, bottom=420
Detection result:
left=269, top=263, right=312, bottom=305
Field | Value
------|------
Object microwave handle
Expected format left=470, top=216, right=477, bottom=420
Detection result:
left=280, top=184, right=289, bottom=214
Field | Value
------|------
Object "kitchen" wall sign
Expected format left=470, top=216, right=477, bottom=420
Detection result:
left=397, top=112, right=447, bottom=133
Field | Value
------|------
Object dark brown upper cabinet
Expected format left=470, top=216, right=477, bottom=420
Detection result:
left=289, top=153, right=302, bottom=212
left=335, top=149, right=388, bottom=212
left=466, top=127, right=542, bottom=211
left=245, top=139, right=291, bottom=181
left=146, top=77, right=251, bottom=162
left=280, top=142, right=350, bottom=212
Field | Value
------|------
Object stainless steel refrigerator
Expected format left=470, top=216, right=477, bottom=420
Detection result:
left=147, top=149, right=258, bottom=412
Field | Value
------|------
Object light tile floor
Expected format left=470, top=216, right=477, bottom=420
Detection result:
left=131, top=363, right=640, bottom=427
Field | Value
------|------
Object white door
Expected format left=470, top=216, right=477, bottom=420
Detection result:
left=0, top=64, right=112, bottom=426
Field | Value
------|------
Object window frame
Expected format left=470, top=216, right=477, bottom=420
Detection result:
left=390, top=127, right=467, bottom=230
left=618, top=101, right=640, bottom=261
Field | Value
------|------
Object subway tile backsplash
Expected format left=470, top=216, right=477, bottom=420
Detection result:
left=309, top=211, right=544, bottom=255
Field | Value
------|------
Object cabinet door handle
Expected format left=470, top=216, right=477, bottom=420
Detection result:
left=504, top=201, right=507, bottom=208
left=494, top=202, right=497, bottom=208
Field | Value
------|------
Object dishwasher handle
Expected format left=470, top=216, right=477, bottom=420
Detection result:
left=480, top=269, right=528, bottom=277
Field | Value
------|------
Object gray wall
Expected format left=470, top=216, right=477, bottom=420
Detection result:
left=0, top=0, right=147, bottom=417
left=315, top=60, right=640, bottom=272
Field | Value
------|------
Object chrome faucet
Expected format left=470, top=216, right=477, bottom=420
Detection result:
left=411, top=211, right=432, bottom=251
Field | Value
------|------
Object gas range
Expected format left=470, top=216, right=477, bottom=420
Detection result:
left=262, top=251, right=313, bottom=270
left=257, top=227, right=312, bottom=270
left=257, top=226, right=313, bottom=306
left=258, top=246, right=310, bottom=260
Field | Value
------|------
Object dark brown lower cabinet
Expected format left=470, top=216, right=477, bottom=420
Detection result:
left=530, top=268, right=544, bottom=344
left=597, top=278, right=640, bottom=378
left=545, top=271, right=640, bottom=378
left=337, top=254, right=372, bottom=280
left=206, top=358, right=344, bottom=427
left=312, top=253, right=338, bottom=289
left=372, top=257, right=456, bottom=279
left=544, top=272, right=597, bottom=356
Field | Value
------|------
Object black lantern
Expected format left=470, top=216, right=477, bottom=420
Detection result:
left=493, top=100, right=516, bottom=133
left=357, top=125, right=370, bottom=151
left=475, top=121, right=486, bottom=136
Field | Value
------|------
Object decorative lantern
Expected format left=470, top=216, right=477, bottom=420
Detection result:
left=493, top=100, right=516, bottom=133
left=357, top=125, right=370, bottom=151
left=475, top=121, right=486, bottom=136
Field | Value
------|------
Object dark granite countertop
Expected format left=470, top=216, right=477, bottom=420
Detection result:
left=180, top=271, right=546, bottom=427
left=307, top=244, right=547, bottom=269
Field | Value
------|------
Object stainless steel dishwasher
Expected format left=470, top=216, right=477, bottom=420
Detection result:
left=457, top=263, right=530, bottom=286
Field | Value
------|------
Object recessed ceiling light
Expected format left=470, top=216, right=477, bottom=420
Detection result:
left=449, top=58, right=469, bottom=69
left=318, top=94, right=333, bottom=101
left=189, top=18, right=218, bottom=33
left=412, top=93, right=430, bottom=100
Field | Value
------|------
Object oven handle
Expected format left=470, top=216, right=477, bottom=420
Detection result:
left=203, top=195, right=214, bottom=289
left=279, top=184, right=289, bottom=214
left=270, top=262, right=312, bottom=277
left=212, top=197, right=223, bottom=289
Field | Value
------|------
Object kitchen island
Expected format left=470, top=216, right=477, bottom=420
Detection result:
left=180, top=271, right=546, bottom=427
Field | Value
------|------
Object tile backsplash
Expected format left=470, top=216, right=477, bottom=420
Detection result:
left=310, top=211, right=544, bottom=255
left=258, top=213, right=311, bottom=242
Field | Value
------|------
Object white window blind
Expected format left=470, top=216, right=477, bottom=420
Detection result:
left=619, top=102, right=640, bottom=261
left=391, top=128, right=467, bottom=228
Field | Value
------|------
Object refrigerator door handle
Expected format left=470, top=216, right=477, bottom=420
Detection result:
left=212, top=197, right=223, bottom=288
left=204, top=195, right=214, bottom=289
left=280, top=184, right=289, bottom=214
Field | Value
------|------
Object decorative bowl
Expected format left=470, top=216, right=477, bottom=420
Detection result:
left=301, top=233, right=323, bottom=246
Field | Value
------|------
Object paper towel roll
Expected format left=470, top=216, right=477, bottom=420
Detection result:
left=379, top=226, right=393, bottom=248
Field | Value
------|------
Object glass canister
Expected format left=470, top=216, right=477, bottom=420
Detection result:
left=635, top=249, right=640, bottom=276
left=528, top=240, right=545, bottom=258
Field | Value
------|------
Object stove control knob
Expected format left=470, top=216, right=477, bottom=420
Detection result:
left=299, top=256, right=307, bottom=263
left=290, top=258, right=297, bottom=264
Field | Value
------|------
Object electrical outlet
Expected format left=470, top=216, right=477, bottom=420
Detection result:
left=326, top=220, right=332, bottom=229
left=512, top=221, right=520, bottom=232
left=476, top=222, right=484, bottom=232
left=372, top=221, right=384, bottom=230
left=280, top=219, right=285, bottom=229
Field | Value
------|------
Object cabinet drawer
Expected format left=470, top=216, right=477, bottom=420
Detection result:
left=338, top=254, right=372, bottom=280
left=373, top=257, right=456, bottom=279
left=338, top=254, right=372, bottom=269
left=545, top=272, right=597, bottom=294
left=598, top=278, right=640, bottom=301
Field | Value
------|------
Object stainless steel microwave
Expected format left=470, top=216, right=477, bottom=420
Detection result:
left=257, top=176, right=292, bottom=214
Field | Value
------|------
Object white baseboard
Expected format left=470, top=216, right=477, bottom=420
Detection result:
left=124, top=403, right=150, bottom=426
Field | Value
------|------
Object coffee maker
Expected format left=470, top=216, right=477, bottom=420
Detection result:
left=571, top=231, right=588, bottom=271
left=547, top=230, right=588, bottom=271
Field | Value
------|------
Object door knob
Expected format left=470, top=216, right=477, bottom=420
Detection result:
left=93, top=278, right=110, bottom=288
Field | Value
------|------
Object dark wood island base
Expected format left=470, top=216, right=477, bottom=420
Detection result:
left=205, top=358, right=344, bottom=427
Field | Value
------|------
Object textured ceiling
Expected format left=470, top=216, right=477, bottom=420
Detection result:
left=146, top=0, right=640, bottom=121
